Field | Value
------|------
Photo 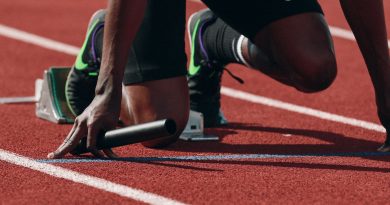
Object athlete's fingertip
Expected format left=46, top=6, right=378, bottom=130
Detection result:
left=47, top=152, right=55, bottom=159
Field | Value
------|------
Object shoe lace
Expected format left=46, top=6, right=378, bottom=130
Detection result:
left=197, top=19, right=244, bottom=85
left=224, top=67, right=244, bottom=84
left=201, top=60, right=244, bottom=84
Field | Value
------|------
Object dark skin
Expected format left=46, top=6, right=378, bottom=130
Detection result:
left=340, top=0, right=390, bottom=151
left=48, top=0, right=390, bottom=158
left=243, top=12, right=337, bottom=93
left=47, top=0, right=147, bottom=159
left=239, top=0, right=390, bottom=150
left=48, top=0, right=190, bottom=158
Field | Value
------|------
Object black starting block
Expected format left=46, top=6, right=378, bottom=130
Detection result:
left=35, top=67, right=219, bottom=141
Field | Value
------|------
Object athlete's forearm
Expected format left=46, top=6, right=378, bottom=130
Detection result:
left=96, top=0, right=146, bottom=96
left=340, top=0, right=389, bottom=81
left=340, top=0, right=390, bottom=141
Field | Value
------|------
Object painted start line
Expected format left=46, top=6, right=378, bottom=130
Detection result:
left=37, top=152, right=390, bottom=164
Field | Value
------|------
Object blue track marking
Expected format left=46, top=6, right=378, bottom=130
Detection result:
left=37, top=152, right=390, bottom=164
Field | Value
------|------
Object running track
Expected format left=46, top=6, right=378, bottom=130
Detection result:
left=0, top=1, right=389, bottom=204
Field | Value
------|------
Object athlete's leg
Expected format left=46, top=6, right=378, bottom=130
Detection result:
left=340, top=1, right=390, bottom=150
left=245, top=13, right=337, bottom=92
left=120, top=77, right=189, bottom=148
left=188, top=1, right=336, bottom=126
left=202, top=0, right=337, bottom=93
left=67, top=0, right=189, bottom=148
left=120, top=0, right=188, bottom=148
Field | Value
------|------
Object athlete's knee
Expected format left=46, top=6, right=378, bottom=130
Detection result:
left=297, top=53, right=337, bottom=93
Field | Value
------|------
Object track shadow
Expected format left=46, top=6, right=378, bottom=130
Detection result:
left=167, top=122, right=389, bottom=162
left=51, top=123, right=388, bottom=172
left=104, top=155, right=390, bottom=173
left=181, top=159, right=390, bottom=173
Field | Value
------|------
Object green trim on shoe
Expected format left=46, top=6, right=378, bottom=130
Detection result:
left=188, top=19, right=201, bottom=76
left=74, top=20, right=100, bottom=70
left=88, top=72, right=98, bottom=76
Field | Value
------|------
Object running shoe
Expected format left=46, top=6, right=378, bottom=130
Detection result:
left=66, top=10, right=105, bottom=116
left=187, top=9, right=243, bottom=127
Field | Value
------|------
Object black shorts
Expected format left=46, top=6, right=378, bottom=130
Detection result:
left=123, top=0, right=187, bottom=85
left=202, top=0, right=323, bottom=40
left=124, top=0, right=323, bottom=84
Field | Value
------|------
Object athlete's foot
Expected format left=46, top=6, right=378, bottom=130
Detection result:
left=187, top=9, right=229, bottom=128
left=65, top=10, right=105, bottom=116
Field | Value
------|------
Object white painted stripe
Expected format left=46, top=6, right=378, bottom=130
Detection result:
left=329, top=26, right=390, bottom=48
left=329, top=26, right=356, bottom=41
left=0, top=24, right=79, bottom=56
left=221, top=87, right=386, bottom=133
left=37, top=152, right=390, bottom=164
left=0, top=96, right=36, bottom=104
left=0, top=149, right=186, bottom=205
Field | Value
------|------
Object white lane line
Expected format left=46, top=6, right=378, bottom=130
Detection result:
left=0, top=24, right=79, bottom=56
left=329, top=26, right=356, bottom=41
left=330, top=26, right=390, bottom=48
left=37, top=152, right=390, bottom=164
left=0, top=23, right=386, bottom=133
left=0, top=149, right=186, bottom=205
left=221, top=87, right=385, bottom=133
left=0, top=96, right=36, bottom=104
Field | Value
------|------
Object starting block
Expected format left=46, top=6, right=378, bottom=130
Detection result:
left=179, top=111, right=219, bottom=141
left=35, top=67, right=219, bottom=141
left=35, top=67, right=75, bottom=124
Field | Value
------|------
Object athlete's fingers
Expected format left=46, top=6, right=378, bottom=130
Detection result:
left=55, top=120, right=79, bottom=152
left=377, top=144, right=390, bottom=152
left=90, top=149, right=106, bottom=158
left=103, top=149, right=119, bottom=158
left=87, top=121, right=108, bottom=158
left=86, top=122, right=99, bottom=151
left=48, top=125, right=86, bottom=159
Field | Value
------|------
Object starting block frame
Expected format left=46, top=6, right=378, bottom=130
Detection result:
left=179, top=111, right=219, bottom=141
left=35, top=67, right=75, bottom=124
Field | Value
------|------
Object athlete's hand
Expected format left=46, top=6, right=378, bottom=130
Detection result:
left=47, top=93, right=121, bottom=159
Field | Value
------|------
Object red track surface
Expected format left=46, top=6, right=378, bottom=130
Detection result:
left=1, top=1, right=390, bottom=204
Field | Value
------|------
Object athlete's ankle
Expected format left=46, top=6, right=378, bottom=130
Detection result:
left=202, top=18, right=244, bottom=65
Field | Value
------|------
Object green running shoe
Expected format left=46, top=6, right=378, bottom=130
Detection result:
left=187, top=9, right=229, bottom=128
left=65, top=10, right=105, bottom=116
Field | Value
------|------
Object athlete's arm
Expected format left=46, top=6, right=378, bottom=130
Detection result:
left=47, top=0, right=147, bottom=158
left=339, top=0, right=390, bottom=150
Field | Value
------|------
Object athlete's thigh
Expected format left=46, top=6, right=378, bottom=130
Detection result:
left=255, top=12, right=334, bottom=74
left=202, top=0, right=335, bottom=84
left=123, top=0, right=187, bottom=85
left=201, top=0, right=324, bottom=41
left=120, top=0, right=188, bottom=147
